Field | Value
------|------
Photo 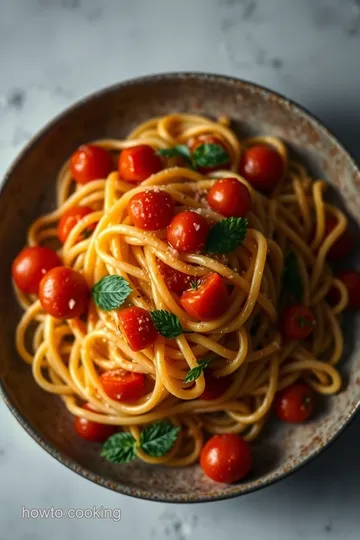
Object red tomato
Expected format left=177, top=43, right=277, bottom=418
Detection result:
left=128, top=190, right=174, bottom=230
left=158, top=260, right=191, bottom=295
left=324, top=217, right=354, bottom=261
left=100, top=369, right=146, bottom=401
left=200, top=434, right=252, bottom=483
left=39, top=267, right=89, bottom=318
left=239, top=144, right=284, bottom=194
left=118, top=145, right=162, bottom=182
left=167, top=211, right=210, bottom=253
left=58, top=206, right=96, bottom=244
left=12, top=246, right=61, bottom=294
left=329, top=270, right=360, bottom=309
left=118, top=306, right=158, bottom=351
left=207, top=178, right=251, bottom=217
left=200, top=373, right=231, bottom=400
left=180, top=273, right=229, bottom=321
left=188, top=134, right=230, bottom=174
left=74, top=403, right=115, bottom=442
left=280, top=304, right=315, bottom=341
left=70, top=144, right=113, bottom=184
left=274, top=383, right=314, bottom=423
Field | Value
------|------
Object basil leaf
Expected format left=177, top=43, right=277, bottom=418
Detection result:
left=184, top=357, right=211, bottom=384
left=100, top=432, right=136, bottom=464
left=140, top=422, right=180, bottom=457
left=92, top=275, right=132, bottom=311
left=205, top=217, right=248, bottom=254
left=192, top=143, right=229, bottom=169
left=158, top=145, right=191, bottom=163
left=150, top=310, right=183, bottom=339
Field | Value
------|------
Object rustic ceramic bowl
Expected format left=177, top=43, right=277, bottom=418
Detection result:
left=1, top=73, right=360, bottom=503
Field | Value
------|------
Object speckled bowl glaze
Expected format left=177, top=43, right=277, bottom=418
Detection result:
left=1, top=73, right=360, bottom=503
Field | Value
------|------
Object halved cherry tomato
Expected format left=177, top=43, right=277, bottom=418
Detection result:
left=74, top=403, right=115, bottom=442
left=58, top=206, right=96, bottom=244
left=158, top=260, right=191, bottom=295
left=39, top=266, right=89, bottom=318
left=128, top=190, right=174, bottom=230
left=100, top=368, right=146, bottom=402
left=118, top=306, right=158, bottom=351
left=188, top=134, right=230, bottom=174
left=12, top=246, right=61, bottom=294
left=200, top=434, right=252, bottom=483
left=274, top=383, right=314, bottom=423
left=70, top=144, right=113, bottom=184
left=324, top=217, right=354, bottom=261
left=329, top=270, right=360, bottom=309
left=239, top=144, right=284, bottom=194
left=207, top=178, right=251, bottom=217
left=180, top=273, right=229, bottom=321
left=167, top=211, right=209, bottom=253
left=118, top=145, right=162, bottom=182
left=280, top=304, right=315, bottom=341
left=200, top=373, right=231, bottom=400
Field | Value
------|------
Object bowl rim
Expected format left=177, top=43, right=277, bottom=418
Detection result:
left=1, top=71, right=359, bottom=503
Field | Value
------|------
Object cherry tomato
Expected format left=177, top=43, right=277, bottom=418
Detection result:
left=274, top=383, right=314, bottom=423
left=118, top=145, right=162, bottom=182
left=12, top=246, right=61, bottom=294
left=100, top=368, right=146, bottom=402
left=207, top=178, right=251, bottom=217
left=239, top=144, right=284, bottom=194
left=74, top=403, right=115, bottom=442
left=200, top=434, right=252, bottom=483
left=324, top=217, right=354, bottom=261
left=158, top=260, right=191, bottom=295
left=39, top=266, right=89, bottom=318
left=180, top=273, right=229, bottom=321
left=280, top=304, right=315, bottom=341
left=329, top=270, right=360, bottom=309
left=167, top=211, right=209, bottom=253
left=200, top=373, right=231, bottom=400
left=57, top=206, right=96, bottom=244
left=188, top=134, right=230, bottom=174
left=70, top=144, right=113, bottom=185
left=128, top=190, right=174, bottom=230
left=118, top=306, right=158, bottom=351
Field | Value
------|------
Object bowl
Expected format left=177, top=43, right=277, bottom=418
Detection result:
left=1, top=73, right=360, bottom=503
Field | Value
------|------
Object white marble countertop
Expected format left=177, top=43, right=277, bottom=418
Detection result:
left=1, top=1, right=360, bottom=538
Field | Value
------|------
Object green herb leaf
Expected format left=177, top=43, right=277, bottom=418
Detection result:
left=192, top=143, right=229, bottom=169
left=282, top=251, right=303, bottom=303
left=205, top=217, right=248, bottom=254
left=140, top=422, right=180, bottom=457
left=92, top=275, right=132, bottom=311
left=157, top=145, right=192, bottom=163
left=184, top=357, right=212, bottom=384
left=100, top=432, right=136, bottom=463
left=150, top=310, right=183, bottom=339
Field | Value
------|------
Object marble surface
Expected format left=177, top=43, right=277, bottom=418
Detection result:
left=1, top=0, right=360, bottom=538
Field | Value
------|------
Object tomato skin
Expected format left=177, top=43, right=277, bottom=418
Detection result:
left=239, top=144, right=284, bottom=194
left=128, top=190, right=174, bottom=230
left=39, top=267, right=89, bottom=318
left=200, top=434, right=252, bottom=483
left=74, top=403, right=115, bottom=442
left=274, top=383, right=314, bottom=423
left=57, top=206, right=95, bottom=243
left=118, top=306, right=158, bottom=351
left=180, top=273, right=229, bottom=321
left=324, top=217, right=354, bottom=261
left=118, top=145, right=162, bottom=182
left=188, top=134, right=230, bottom=174
left=280, top=304, right=315, bottom=341
left=158, top=260, right=191, bottom=295
left=70, top=144, right=113, bottom=185
left=12, top=246, right=62, bottom=294
left=100, top=369, right=146, bottom=402
left=207, top=178, right=251, bottom=217
left=200, top=373, right=231, bottom=400
left=329, top=270, right=360, bottom=309
left=167, top=211, right=210, bottom=253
